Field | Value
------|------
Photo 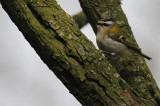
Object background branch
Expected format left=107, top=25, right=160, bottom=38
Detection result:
left=72, top=11, right=88, bottom=29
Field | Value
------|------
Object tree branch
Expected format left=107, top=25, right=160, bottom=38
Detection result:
left=0, top=0, right=159, bottom=105
left=72, top=11, right=88, bottom=29
left=78, top=0, right=160, bottom=104
left=1, top=0, right=131, bottom=105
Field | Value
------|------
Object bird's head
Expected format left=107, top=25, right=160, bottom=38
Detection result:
left=96, top=19, right=115, bottom=32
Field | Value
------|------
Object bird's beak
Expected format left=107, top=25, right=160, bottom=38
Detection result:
left=95, top=21, right=103, bottom=26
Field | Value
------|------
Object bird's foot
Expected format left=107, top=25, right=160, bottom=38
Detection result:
left=98, top=50, right=116, bottom=56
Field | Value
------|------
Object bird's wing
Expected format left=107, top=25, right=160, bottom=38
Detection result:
left=108, top=34, right=142, bottom=53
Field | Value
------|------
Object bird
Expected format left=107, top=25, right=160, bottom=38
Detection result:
left=96, top=19, right=151, bottom=60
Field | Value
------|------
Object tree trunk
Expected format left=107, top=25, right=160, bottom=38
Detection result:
left=78, top=0, right=160, bottom=104
left=0, top=0, right=159, bottom=105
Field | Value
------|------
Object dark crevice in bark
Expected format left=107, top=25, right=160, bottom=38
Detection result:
left=27, top=3, right=53, bottom=30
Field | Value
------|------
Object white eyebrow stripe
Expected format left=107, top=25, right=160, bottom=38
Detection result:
left=104, top=21, right=114, bottom=25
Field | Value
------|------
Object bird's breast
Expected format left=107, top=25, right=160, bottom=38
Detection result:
left=96, top=35, right=129, bottom=54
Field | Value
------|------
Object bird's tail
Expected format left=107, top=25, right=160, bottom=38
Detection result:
left=140, top=52, right=152, bottom=60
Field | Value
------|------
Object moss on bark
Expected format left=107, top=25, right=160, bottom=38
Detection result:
left=78, top=0, right=160, bottom=105
left=0, top=0, right=159, bottom=105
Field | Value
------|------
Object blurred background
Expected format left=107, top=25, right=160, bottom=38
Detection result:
left=0, top=0, right=160, bottom=106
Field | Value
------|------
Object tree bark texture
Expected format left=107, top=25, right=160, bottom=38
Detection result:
left=78, top=0, right=160, bottom=104
left=0, top=0, right=159, bottom=105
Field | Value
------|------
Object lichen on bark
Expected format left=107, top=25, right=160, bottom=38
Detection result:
left=0, top=0, right=160, bottom=105
left=78, top=0, right=160, bottom=104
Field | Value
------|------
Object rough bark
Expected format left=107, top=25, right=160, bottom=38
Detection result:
left=78, top=0, right=160, bottom=105
left=0, top=0, right=159, bottom=105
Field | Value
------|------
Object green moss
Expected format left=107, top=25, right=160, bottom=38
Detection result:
left=2, top=0, right=159, bottom=105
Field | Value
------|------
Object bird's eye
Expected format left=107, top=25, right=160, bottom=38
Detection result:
left=103, top=23, right=109, bottom=26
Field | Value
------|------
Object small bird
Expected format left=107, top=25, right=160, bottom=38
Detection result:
left=96, top=19, right=151, bottom=60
